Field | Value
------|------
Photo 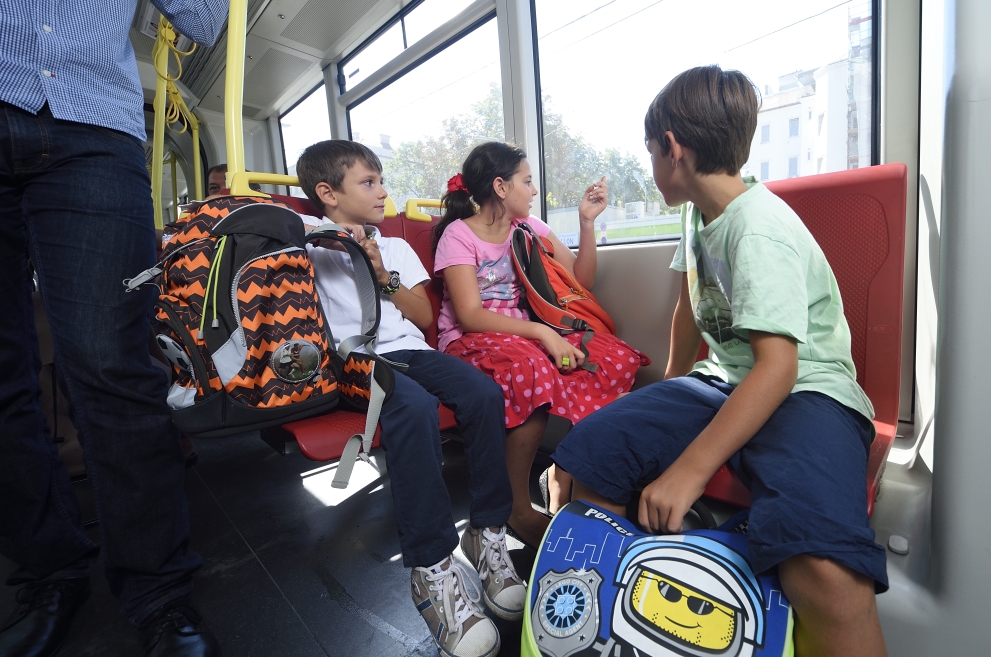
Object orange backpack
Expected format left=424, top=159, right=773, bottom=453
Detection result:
left=124, top=196, right=394, bottom=452
left=510, top=221, right=616, bottom=371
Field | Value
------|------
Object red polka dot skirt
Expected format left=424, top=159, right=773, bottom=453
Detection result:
left=444, top=331, right=650, bottom=428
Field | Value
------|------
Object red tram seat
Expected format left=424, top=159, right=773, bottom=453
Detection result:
left=267, top=194, right=454, bottom=462
left=702, top=164, right=908, bottom=517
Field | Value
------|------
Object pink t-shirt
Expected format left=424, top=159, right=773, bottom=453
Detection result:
left=434, top=217, right=551, bottom=352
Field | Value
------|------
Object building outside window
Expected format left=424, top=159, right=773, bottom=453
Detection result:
left=532, top=0, right=875, bottom=244
left=788, top=157, right=799, bottom=177
left=761, top=161, right=770, bottom=181
left=789, top=117, right=800, bottom=137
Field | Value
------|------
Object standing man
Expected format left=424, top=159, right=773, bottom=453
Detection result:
left=0, top=2, right=227, bottom=656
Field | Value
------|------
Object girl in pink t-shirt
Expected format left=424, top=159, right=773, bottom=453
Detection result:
left=433, top=142, right=648, bottom=547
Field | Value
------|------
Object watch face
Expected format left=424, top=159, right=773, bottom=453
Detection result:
left=388, top=271, right=401, bottom=288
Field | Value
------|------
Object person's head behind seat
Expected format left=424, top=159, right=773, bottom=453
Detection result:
left=644, top=65, right=761, bottom=176
left=205, top=163, right=262, bottom=197
left=296, top=140, right=384, bottom=217
left=206, top=164, right=227, bottom=197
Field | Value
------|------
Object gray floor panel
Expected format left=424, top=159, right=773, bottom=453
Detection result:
left=0, top=432, right=533, bottom=656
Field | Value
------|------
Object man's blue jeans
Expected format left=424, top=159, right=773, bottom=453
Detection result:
left=0, top=103, right=202, bottom=625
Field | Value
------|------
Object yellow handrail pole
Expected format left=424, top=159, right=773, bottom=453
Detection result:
left=224, top=0, right=250, bottom=191
left=169, top=152, right=179, bottom=224
left=191, top=121, right=202, bottom=199
left=151, top=23, right=173, bottom=230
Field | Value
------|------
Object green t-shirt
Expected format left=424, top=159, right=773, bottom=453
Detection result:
left=670, top=182, right=874, bottom=422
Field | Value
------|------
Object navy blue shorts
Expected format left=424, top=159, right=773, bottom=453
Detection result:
left=552, top=374, right=888, bottom=592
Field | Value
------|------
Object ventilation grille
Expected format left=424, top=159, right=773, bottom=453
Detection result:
left=281, top=0, right=381, bottom=52
left=177, top=0, right=267, bottom=99
left=243, top=49, right=314, bottom=107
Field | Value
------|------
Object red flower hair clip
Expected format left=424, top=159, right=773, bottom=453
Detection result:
left=447, top=173, right=468, bottom=194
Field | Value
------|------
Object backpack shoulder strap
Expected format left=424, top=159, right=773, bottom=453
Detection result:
left=306, top=224, right=382, bottom=342
left=306, top=224, right=399, bottom=488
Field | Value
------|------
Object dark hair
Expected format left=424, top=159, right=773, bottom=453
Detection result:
left=644, top=65, right=761, bottom=175
left=296, top=140, right=383, bottom=213
left=433, top=141, right=527, bottom=254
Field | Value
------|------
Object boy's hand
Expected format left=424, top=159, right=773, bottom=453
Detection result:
left=579, top=176, right=608, bottom=224
left=360, top=238, right=390, bottom=286
left=338, top=223, right=368, bottom=242
left=638, top=459, right=708, bottom=534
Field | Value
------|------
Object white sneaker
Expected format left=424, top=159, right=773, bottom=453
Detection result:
left=460, top=526, right=527, bottom=621
left=411, top=557, right=500, bottom=657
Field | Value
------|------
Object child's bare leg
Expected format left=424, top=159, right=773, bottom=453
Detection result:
left=570, top=479, right=626, bottom=517
left=778, top=555, right=886, bottom=657
left=506, top=409, right=549, bottom=547
left=546, top=464, right=571, bottom=514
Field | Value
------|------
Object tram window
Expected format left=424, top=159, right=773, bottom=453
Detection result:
left=339, top=0, right=477, bottom=94
left=346, top=18, right=503, bottom=210
left=402, top=0, right=476, bottom=46
left=533, top=0, right=875, bottom=244
left=281, top=85, right=331, bottom=196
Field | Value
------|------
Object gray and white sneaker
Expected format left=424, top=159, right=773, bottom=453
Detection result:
left=460, top=526, right=527, bottom=621
left=411, top=557, right=500, bottom=657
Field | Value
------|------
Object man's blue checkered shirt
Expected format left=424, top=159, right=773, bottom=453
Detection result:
left=0, top=0, right=227, bottom=141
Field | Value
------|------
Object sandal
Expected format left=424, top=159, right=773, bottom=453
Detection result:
left=538, top=467, right=550, bottom=511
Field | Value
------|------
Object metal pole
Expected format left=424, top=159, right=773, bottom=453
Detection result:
left=170, top=152, right=179, bottom=224
left=192, top=121, right=202, bottom=199
left=224, top=0, right=249, bottom=188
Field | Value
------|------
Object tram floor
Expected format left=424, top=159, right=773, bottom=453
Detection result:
left=0, top=433, right=543, bottom=657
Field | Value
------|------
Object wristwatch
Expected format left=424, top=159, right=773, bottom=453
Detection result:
left=381, top=270, right=401, bottom=295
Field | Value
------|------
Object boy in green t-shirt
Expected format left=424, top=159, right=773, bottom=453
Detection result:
left=553, top=65, right=887, bottom=656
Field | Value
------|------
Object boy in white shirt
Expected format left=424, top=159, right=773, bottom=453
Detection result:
left=297, top=140, right=524, bottom=657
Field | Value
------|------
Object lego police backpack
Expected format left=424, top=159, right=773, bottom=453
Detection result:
left=524, top=502, right=794, bottom=657
left=124, top=197, right=394, bottom=454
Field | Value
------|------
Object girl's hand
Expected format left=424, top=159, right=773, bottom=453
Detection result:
left=579, top=176, right=608, bottom=224
left=538, top=327, right=585, bottom=371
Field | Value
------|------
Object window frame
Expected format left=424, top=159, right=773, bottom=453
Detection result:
left=337, top=1, right=497, bottom=113
left=336, top=0, right=431, bottom=96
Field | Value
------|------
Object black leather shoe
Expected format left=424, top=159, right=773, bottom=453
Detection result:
left=141, top=597, right=219, bottom=657
left=0, top=577, right=90, bottom=657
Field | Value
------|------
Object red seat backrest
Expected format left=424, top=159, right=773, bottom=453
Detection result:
left=766, top=164, right=907, bottom=427
left=270, top=193, right=322, bottom=218
left=399, top=213, right=445, bottom=349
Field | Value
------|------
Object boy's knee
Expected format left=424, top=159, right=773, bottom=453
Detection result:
left=779, top=554, right=876, bottom=620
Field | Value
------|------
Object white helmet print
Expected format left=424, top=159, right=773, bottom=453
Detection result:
left=611, top=534, right=765, bottom=657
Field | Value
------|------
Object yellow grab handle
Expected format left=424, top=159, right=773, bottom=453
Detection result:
left=404, top=198, right=442, bottom=222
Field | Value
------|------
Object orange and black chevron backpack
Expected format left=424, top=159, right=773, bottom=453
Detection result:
left=125, top=197, right=394, bottom=473
left=510, top=221, right=616, bottom=372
